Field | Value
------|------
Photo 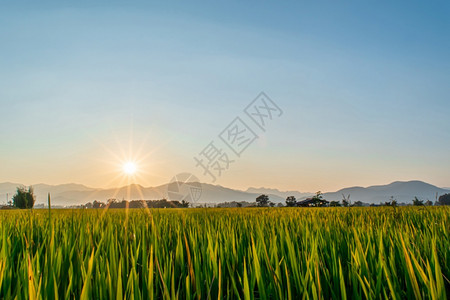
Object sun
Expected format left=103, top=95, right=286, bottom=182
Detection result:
left=123, top=161, right=137, bottom=175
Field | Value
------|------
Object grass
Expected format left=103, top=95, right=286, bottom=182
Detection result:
left=0, top=206, right=448, bottom=299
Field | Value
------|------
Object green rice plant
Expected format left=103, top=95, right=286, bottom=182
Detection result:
left=0, top=206, right=448, bottom=299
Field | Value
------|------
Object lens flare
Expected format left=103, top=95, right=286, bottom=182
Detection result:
left=123, top=162, right=137, bottom=175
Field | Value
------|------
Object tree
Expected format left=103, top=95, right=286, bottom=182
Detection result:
left=342, top=194, right=350, bottom=207
left=385, top=196, right=397, bottom=207
left=107, top=198, right=118, bottom=207
left=330, top=201, right=341, bottom=207
left=181, top=200, right=189, bottom=208
left=412, top=197, right=424, bottom=206
left=256, top=194, right=269, bottom=207
left=437, top=193, right=450, bottom=205
left=353, top=201, right=363, bottom=207
left=93, top=200, right=105, bottom=208
left=285, top=196, right=297, bottom=207
left=309, top=191, right=328, bottom=207
left=313, top=191, right=323, bottom=201
left=424, top=200, right=433, bottom=206
left=12, top=186, right=35, bottom=209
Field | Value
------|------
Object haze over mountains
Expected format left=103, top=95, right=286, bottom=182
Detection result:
left=323, top=181, right=448, bottom=204
left=246, top=188, right=313, bottom=200
left=0, top=180, right=448, bottom=207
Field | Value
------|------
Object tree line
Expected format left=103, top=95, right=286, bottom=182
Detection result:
left=5, top=186, right=450, bottom=209
left=257, top=192, right=450, bottom=208
left=5, top=186, right=190, bottom=209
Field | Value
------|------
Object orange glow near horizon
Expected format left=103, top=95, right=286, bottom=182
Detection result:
left=82, top=123, right=172, bottom=202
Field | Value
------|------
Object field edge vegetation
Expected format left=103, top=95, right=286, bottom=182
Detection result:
left=0, top=207, right=448, bottom=299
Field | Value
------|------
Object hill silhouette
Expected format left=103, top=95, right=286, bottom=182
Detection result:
left=0, top=180, right=448, bottom=206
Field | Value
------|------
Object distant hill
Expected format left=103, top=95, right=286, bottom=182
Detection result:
left=246, top=187, right=313, bottom=200
left=0, top=182, right=21, bottom=195
left=199, top=184, right=285, bottom=204
left=0, top=182, right=97, bottom=206
left=0, top=182, right=284, bottom=206
left=0, top=180, right=448, bottom=206
left=323, top=181, right=449, bottom=204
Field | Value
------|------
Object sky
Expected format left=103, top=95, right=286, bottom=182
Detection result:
left=0, top=1, right=449, bottom=193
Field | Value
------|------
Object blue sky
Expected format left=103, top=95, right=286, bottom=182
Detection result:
left=1, top=1, right=449, bottom=192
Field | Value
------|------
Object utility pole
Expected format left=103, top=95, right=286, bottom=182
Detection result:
left=6, top=193, right=8, bottom=206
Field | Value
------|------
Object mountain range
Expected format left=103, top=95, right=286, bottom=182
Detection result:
left=246, top=187, right=313, bottom=200
left=0, top=180, right=448, bottom=207
left=323, top=181, right=448, bottom=204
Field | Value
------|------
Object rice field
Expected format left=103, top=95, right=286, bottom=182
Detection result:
left=0, top=207, right=448, bottom=299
